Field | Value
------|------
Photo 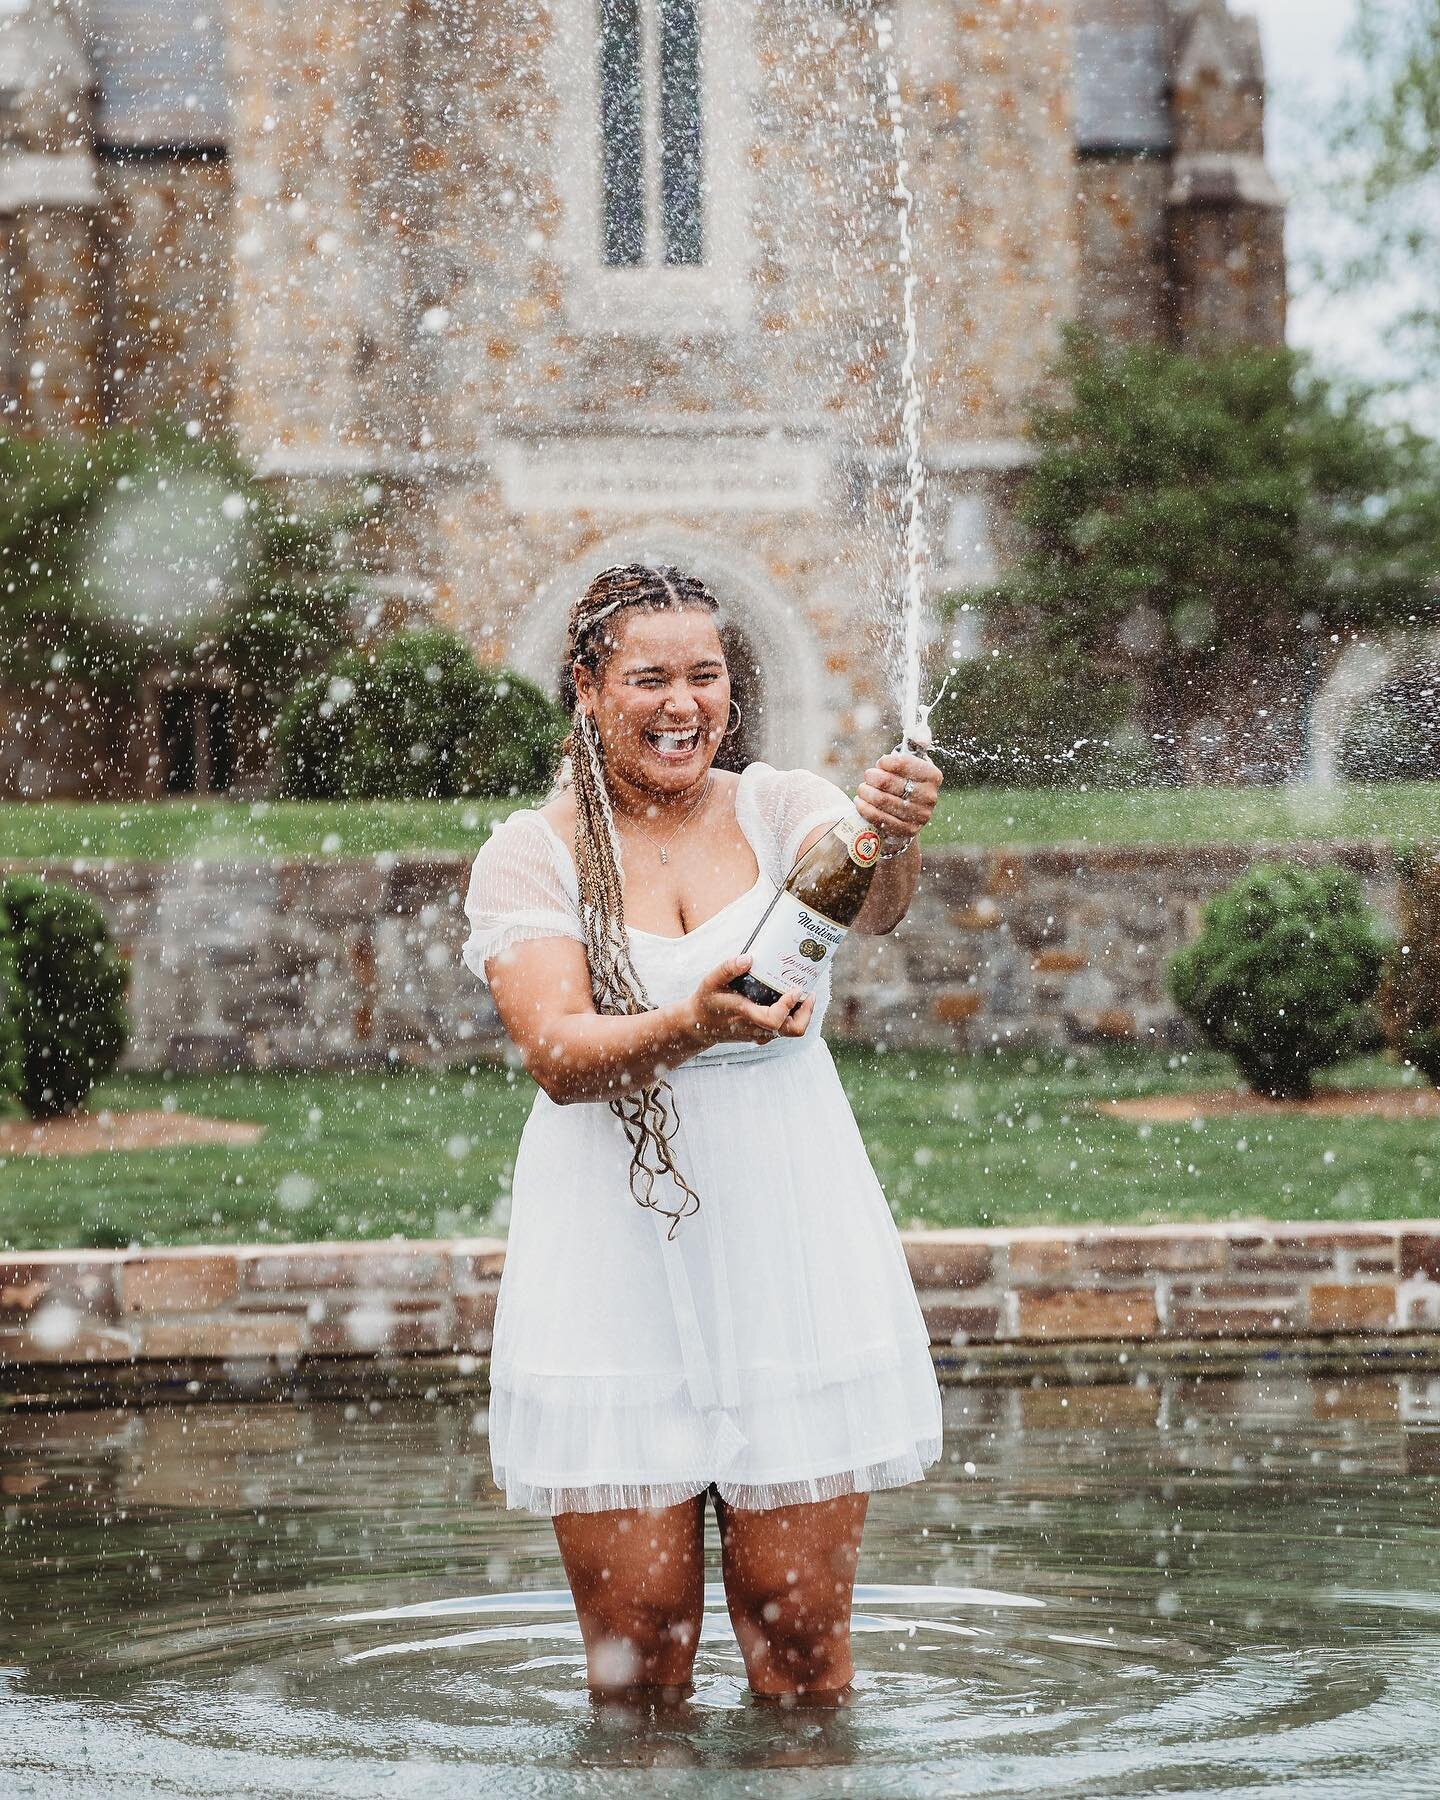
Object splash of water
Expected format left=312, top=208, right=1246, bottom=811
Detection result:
left=875, top=8, right=931, bottom=749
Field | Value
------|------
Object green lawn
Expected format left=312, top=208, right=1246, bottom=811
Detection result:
left=3, top=1048, right=1434, bottom=1252
left=3, top=781, right=1438, bottom=863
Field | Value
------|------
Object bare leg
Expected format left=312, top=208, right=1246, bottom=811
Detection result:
left=553, top=1494, right=706, bottom=1700
left=715, top=1491, right=868, bottom=1702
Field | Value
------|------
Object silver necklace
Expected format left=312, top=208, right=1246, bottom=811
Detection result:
left=615, top=775, right=713, bottom=865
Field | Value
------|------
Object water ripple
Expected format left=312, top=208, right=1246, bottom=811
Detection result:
left=3, top=1380, right=1439, bottom=1796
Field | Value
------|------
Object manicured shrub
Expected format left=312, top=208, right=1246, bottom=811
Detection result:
left=0, top=899, right=24, bottom=1112
left=1168, top=863, right=1386, bottom=1100
left=273, top=653, right=381, bottom=800
left=274, top=629, right=565, bottom=801
left=1379, top=845, right=1440, bottom=1085
left=0, top=876, right=129, bottom=1118
left=925, top=651, right=1160, bottom=789
left=376, top=630, right=567, bottom=798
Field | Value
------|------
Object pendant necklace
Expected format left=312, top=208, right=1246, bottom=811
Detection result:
left=618, top=775, right=713, bottom=864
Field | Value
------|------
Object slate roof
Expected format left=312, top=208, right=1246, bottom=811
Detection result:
left=1073, top=20, right=1173, bottom=153
left=62, top=0, right=1177, bottom=156
left=73, top=0, right=227, bottom=145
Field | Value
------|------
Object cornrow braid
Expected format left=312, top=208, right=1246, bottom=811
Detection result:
left=559, top=564, right=723, bottom=1236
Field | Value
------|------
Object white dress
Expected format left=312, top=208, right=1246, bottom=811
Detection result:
left=461, top=760, right=943, bottom=1516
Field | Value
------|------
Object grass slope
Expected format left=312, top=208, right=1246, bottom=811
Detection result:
left=3, top=1048, right=1434, bottom=1252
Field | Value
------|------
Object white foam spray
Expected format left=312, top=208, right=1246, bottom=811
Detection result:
left=875, top=7, right=931, bottom=748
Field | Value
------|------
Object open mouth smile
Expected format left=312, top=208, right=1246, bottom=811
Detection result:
left=644, top=725, right=703, bottom=758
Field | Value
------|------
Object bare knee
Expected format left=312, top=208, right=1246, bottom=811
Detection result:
left=732, top=1578, right=853, bottom=1694
left=581, top=1599, right=699, bottom=1693
left=719, top=1499, right=865, bottom=1698
left=561, top=1512, right=703, bottom=1693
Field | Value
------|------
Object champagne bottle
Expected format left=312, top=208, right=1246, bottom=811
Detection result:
left=730, top=806, right=883, bottom=1007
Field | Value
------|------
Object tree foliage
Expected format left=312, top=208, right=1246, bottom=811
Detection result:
left=979, top=333, right=1440, bottom=745
left=924, top=649, right=1155, bottom=789
left=0, top=897, right=24, bottom=1113
left=0, top=423, right=364, bottom=706
left=1329, top=0, right=1440, bottom=379
left=1337, top=653, right=1440, bottom=782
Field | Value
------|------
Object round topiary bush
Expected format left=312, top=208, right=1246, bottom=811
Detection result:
left=0, top=898, right=24, bottom=1112
left=363, top=629, right=566, bottom=799
left=273, top=629, right=565, bottom=801
left=273, top=652, right=381, bottom=800
left=0, top=876, right=130, bottom=1118
left=1379, top=845, right=1440, bottom=1086
left=1168, top=862, right=1386, bottom=1100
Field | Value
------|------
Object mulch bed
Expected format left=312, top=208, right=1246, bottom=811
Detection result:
left=0, top=1111, right=265, bottom=1157
left=1103, top=1089, right=1440, bottom=1123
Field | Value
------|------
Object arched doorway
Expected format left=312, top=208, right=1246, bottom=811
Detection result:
left=506, top=533, right=827, bottom=771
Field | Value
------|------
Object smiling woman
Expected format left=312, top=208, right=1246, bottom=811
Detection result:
left=459, top=561, right=944, bottom=1705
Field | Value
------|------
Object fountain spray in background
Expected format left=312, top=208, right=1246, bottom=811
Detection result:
left=875, top=8, right=934, bottom=755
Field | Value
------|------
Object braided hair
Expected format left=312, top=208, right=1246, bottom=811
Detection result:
left=561, top=563, right=724, bottom=1236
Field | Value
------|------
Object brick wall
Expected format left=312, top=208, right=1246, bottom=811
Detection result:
left=4, top=1222, right=1438, bottom=1380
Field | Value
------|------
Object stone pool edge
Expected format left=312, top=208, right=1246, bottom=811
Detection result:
left=6, top=1220, right=1440, bottom=1408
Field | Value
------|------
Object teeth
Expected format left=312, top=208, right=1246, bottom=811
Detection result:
left=649, top=728, right=700, bottom=751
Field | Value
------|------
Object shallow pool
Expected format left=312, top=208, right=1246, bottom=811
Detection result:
left=4, top=1373, right=1440, bottom=1796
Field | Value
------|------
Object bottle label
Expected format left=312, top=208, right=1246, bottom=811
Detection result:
left=834, top=809, right=881, bottom=869
left=743, top=890, right=848, bottom=998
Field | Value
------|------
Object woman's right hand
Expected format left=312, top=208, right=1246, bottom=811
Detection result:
left=686, top=956, right=814, bottom=1048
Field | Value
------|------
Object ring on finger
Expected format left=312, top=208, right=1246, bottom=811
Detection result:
left=902, top=778, right=915, bottom=800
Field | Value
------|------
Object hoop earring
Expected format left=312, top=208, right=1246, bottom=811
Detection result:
left=725, top=700, right=743, bottom=737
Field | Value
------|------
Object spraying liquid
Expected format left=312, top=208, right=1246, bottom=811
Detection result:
left=733, top=6, right=938, bottom=1007
left=875, top=7, right=931, bottom=751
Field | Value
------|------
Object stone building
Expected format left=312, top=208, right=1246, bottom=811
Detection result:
left=1, top=0, right=1284, bottom=793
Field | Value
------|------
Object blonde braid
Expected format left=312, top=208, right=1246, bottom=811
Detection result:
left=561, top=564, right=721, bottom=1236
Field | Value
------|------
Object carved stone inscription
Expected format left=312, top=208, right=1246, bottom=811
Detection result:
left=496, top=435, right=826, bottom=513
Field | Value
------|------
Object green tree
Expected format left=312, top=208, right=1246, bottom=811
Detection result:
left=1330, top=0, right=1440, bottom=381
left=0, top=423, right=365, bottom=711
left=979, top=333, right=1440, bottom=769
left=924, top=648, right=1151, bottom=789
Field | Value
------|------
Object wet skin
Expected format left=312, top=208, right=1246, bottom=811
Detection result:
left=553, top=1490, right=869, bottom=1704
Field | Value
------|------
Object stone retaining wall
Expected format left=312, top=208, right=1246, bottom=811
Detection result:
left=2, top=839, right=1401, bottom=1069
left=5, top=1222, right=1439, bottom=1378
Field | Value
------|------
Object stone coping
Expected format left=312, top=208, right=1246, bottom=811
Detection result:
left=5, top=1222, right=1440, bottom=1384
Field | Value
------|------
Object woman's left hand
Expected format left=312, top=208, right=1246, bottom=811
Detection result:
left=855, top=749, right=943, bottom=851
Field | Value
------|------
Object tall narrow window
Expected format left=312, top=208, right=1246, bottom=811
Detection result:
left=599, top=0, right=645, bottom=266
left=658, top=0, right=703, bottom=265
left=596, top=0, right=704, bottom=269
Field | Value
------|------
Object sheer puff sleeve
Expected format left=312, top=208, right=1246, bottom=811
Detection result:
left=461, top=811, right=585, bottom=988
left=739, top=761, right=853, bottom=886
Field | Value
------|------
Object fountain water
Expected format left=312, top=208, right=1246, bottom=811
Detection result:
left=875, top=9, right=932, bottom=752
